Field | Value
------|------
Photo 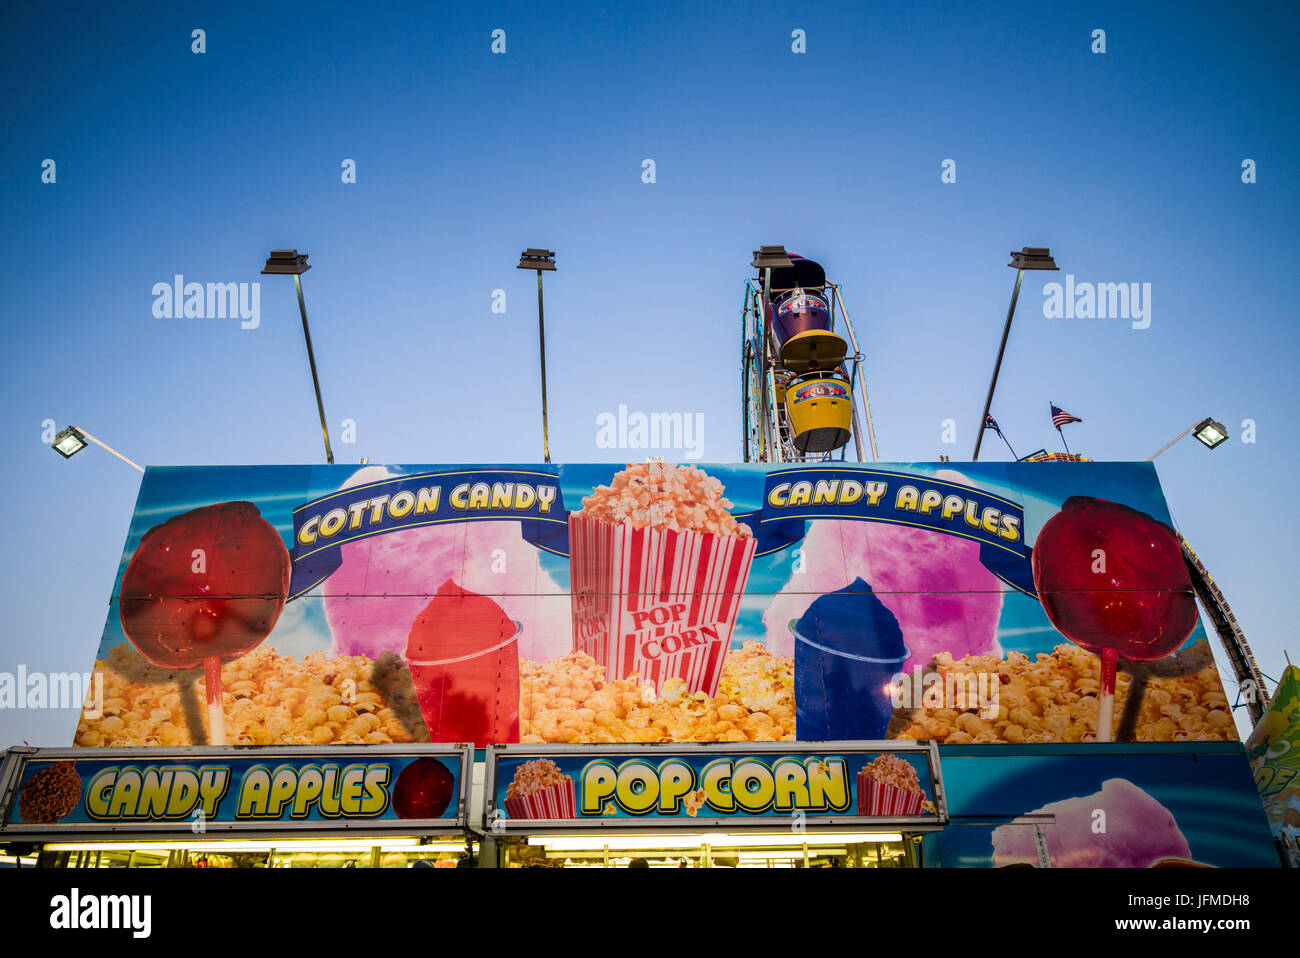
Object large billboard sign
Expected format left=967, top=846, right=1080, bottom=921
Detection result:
left=0, top=745, right=471, bottom=840
left=73, top=462, right=1236, bottom=749
left=484, top=742, right=945, bottom=831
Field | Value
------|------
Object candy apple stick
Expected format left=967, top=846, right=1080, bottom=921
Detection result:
left=1096, top=646, right=1119, bottom=743
left=204, top=656, right=227, bottom=746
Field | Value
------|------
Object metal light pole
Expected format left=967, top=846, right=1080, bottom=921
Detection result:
left=51, top=425, right=144, bottom=473
left=973, top=247, right=1059, bottom=460
left=262, top=249, right=334, bottom=464
left=517, top=249, right=556, bottom=462
left=1148, top=417, right=1229, bottom=460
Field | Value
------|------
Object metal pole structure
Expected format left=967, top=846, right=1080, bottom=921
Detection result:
left=1147, top=422, right=1198, bottom=461
left=835, top=285, right=867, bottom=463
left=760, top=267, right=779, bottom=462
left=536, top=270, right=551, bottom=463
left=973, top=268, right=1024, bottom=461
left=76, top=429, right=145, bottom=473
left=293, top=273, right=334, bottom=464
left=833, top=287, right=879, bottom=462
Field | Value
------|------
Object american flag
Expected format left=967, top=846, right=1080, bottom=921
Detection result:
left=1050, top=403, right=1082, bottom=429
left=985, top=415, right=1001, bottom=432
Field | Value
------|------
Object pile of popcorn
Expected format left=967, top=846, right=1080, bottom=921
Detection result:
left=892, top=641, right=1236, bottom=744
left=575, top=462, right=753, bottom=538
left=506, top=759, right=572, bottom=801
left=74, top=644, right=428, bottom=747
left=520, top=641, right=793, bottom=743
left=860, top=754, right=923, bottom=795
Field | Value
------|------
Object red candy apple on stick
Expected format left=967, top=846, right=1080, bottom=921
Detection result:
left=119, top=501, right=291, bottom=745
left=1031, top=497, right=1198, bottom=742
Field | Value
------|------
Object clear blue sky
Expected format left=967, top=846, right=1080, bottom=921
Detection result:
left=2, top=1, right=1296, bottom=746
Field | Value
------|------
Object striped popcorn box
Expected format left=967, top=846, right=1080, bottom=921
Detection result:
left=857, top=773, right=925, bottom=816
left=569, top=515, right=757, bottom=697
left=503, top=778, right=576, bottom=820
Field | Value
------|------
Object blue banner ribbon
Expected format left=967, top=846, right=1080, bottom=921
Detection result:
left=287, top=469, right=569, bottom=598
left=744, top=467, right=1037, bottom=597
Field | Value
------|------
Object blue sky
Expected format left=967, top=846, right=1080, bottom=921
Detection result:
left=1, top=1, right=1296, bottom=745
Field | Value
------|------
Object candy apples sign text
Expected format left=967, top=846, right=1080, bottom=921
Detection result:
left=83, top=762, right=392, bottom=821
left=765, top=478, right=1022, bottom=543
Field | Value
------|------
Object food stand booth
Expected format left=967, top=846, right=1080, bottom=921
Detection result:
left=482, top=741, right=947, bottom=868
left=0, top=744, right=473, bottom=868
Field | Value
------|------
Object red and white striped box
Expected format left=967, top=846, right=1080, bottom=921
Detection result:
left=569, top=515, right=757, bottom=697
left=503, top=778, right=576, bottom=820
left=857, top=773, right=925, bottom=816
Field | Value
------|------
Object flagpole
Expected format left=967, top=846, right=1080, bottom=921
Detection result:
left=997, top=429, right=1018, bottom=460
left=1059, top=428, right=1072, bottom=455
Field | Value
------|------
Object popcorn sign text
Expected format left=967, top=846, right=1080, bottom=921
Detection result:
left=580, top=756, right=850, bottom=815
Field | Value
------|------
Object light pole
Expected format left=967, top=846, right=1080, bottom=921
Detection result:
left=517, top=249, right=556, bottom=463
left=51, top=425, right=144, bottom=473
left=973, top=247, right=1059, bottom=460
left=1148, top=417, right=1229, bottom=460
left=262, top=249, right=334, bottom=464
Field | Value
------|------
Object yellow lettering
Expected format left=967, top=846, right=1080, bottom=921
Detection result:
left=237, top=768, right=272, bottom=817
left=468, top=482, right=490, bottom=509
left=981, top=506, right=1001, bottom=534
left=293, top=767, right=324, bottom=817
left=319, top=508, right=347, bottom=538
left=772, top=759, right=810, bottom=812
left=582, top=762, right=617, bottom=814
left=297, top=515, right=320, bottom=545
left=339, top=766, right=366, bottom=813
left=767, top=482, right=790, bottom=507
left=895, top=485, right=920, bottom=511
left=415, top=486, right=440, bottom=515
left=657, top=760, right=695, bottom=813
left=701, top=760, right=734, bottom=812
left=617, top=762, right=659, bottom=814
left=807, top=758, right=850, bottom=812
left=732, top=759, right=775, bottom=813
left=86, top=769, right=116, bottom=818
left=361, top=766, right=390, bottom=816
left=107, top=769, right=142, bottom=817
left=812, top=480, right=838, bottom=505
left=514, top=484, right=536, bottom=510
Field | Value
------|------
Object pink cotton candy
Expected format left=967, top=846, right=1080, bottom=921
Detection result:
left=319, top=470, right=571, bottom=661
left=992, top=778, right=1193, bottom=868
left=762, top=518, right=1004, bottom=672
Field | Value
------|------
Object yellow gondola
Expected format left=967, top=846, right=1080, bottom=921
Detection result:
left=785, top=370, right=852, bottom=452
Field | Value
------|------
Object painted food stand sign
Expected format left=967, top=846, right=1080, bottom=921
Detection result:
left=0, top=746, right=470, bottom=837
left=485, top=743, right=946, bottom=829
left=73, top=462, right=1236, bottom=751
